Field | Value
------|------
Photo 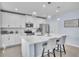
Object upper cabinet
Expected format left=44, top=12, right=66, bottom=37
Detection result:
left=2, top=12, right=26, bottom=28
left=25, top=16, right=47, bottom=28
left=1, top=12, right=47, bottom=28
left=0, top=12, right=2, bottom=27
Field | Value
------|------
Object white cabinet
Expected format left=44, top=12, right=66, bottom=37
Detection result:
left=1, top=12, right=25, bottom=48
left=0, top=34, right=2, bottom=48
left=9, top=34, right=21, bottom=46
left=2, top=34, right=21, bottom=47
left=0, top=12, right=2, bottom=27
left=2, top=35, right=9, bottom=47
left=14, top=34, right=21, bottom=45
left=26, top=16, right=47, bottom=28
left=35, top=43, right=43, bottom=57
left=2, top=13, right=25, bottom=28
left=0, top=12, right=2, bottom=48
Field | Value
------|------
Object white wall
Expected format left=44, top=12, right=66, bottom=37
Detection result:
left=49, top=10, right=79, bottom=47
left=58, top=10, right=79, bottom=47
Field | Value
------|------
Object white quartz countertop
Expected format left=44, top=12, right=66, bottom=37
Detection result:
left=21, top=33, right=66, bottom=44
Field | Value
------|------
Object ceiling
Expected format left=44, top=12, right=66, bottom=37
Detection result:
left=0, top=2, right=79, bottom=17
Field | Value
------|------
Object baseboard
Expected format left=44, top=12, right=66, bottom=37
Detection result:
left=6, top=43, right=21, bottom=48
left=0, top=43, right=21, bottom=49
left=0, top=46, right=3, bottom=49
left=66, top=43, right=79, bottom=48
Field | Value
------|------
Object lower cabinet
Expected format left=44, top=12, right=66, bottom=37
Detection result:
left=35, top=44, right=43, bottom=57
left=2, top=35, right=9, bottom=47
left=0, top=34, right=2, bottom=48
left=2, top=34, right=21, bottom=48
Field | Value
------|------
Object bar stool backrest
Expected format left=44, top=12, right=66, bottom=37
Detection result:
left=58, top=35, right=66, bottom=45
left=47, top=38, right=58, bottom=50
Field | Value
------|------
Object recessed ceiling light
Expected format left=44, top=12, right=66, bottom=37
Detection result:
left=56, top=10, right=59, bottom=13
left=57, top=18, right=60, bottom=21
left=42, top=4, right=46, bottom=8
left=15, top=8, right=18, bottom=11
left=47, top=15, right=52, bottom=19
left=32, top=11, right=37, bottom=15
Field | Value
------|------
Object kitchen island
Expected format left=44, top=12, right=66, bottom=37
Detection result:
left=21, top=34, right=66, bottom=57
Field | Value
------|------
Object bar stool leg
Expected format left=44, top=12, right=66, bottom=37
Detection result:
left=60, top=45, right=62, bottom=57
left=53, top=48, right=56, bottom=57
left=63, top=45, right=66, bottom=54
left=57, top=44, right=59, bottom=51
left=48, top=50, right=50, bottom=57
left=41, top=48, right=45, bottom=57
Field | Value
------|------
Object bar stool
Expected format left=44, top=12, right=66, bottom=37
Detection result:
left=56, top=35, right=66, bottom=57
left=41, top=38, right=58, bottom=57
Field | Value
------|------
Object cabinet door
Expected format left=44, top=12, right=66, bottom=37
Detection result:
left=2, top=35, right=13, bottom=47
left=35, top=42, right=43, bottom=57
left=2, top=13, right=25, bottom=27
left=0, top=34, right=2, bottom=48
left=2, top=34, right=20, bottom=47
left=9, top=34, right=21, bottom=46
left=2, top=13, right=10, bottom=27
left=8, top=35, right=15, bottom=46
left=2, top=35, right=10, bottom=47
left=14, top=34, right=21, bottom=45
left=0, top=12, right=2, bottom=27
